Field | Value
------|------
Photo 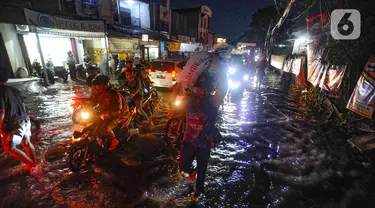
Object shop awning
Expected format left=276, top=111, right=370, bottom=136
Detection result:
left=107, top=24, right=169, bottom=41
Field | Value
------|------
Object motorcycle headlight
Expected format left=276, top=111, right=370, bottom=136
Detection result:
left=175, top=100, right=181, bottom=106
left=228, top=67, right=236, bottom=75
left=81, top=112, right=90, bottom=120
left=244, top=75, right=249, bottom=81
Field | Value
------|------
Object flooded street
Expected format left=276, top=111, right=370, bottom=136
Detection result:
left=0, top=73, right=374, bottom=208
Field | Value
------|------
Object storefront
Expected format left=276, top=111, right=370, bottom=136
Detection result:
left=165, top=41, right=197, bottom=59
left=107, top=37, right=141, bottom=65
left=23, top=9, right=106, bottom=72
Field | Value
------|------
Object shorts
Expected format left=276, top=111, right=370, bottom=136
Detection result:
left=4, top=118, right=31, bottom=146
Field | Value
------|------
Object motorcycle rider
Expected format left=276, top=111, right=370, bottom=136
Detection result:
left=91, top=74, right=130, bottom=150
left=83, top=54, right=91, bottom=69
left=125, top=69, right=153, bottom=126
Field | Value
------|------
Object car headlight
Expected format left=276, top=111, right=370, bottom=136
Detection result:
left=228, top=67, right=236, bottom=75
left=81, top=112, right=90, bottom=120
left=244, top=75, right=249, bottom=81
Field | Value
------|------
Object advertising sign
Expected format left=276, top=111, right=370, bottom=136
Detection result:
left=108, top=38, right=139, bottom=53
left=166, top=42, right=181, bottom=52
left=159, top=5, right=169, bottom=23
left=347, top=56, right=375, bottom=118
left=24, top=9, right=105, bottom=36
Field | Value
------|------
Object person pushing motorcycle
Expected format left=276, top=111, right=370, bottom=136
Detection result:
left=125, top=69, right=153, bottom=126
left=91, top=74, right=130, bottom=150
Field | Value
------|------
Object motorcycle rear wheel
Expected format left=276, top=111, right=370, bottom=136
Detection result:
left=68, top=142, right=93, bottom=172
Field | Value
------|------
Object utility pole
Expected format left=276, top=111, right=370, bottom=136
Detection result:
left=35, top=32, right=49, bottom=86
left=167, top=0, right=171, bottom=38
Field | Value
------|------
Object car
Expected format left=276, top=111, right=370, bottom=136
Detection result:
left=149, top=59, right=187, bottom=88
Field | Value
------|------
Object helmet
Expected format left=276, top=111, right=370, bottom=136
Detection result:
left=213, top=44, right=233, bottom=60
left=91, top=74, right=110, bottom=86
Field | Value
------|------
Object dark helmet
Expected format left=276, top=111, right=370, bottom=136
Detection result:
left=135, top=64, right=143, bottom=71
left=91, top=74, right=110, bottom=86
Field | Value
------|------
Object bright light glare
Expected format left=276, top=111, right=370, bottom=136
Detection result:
left=175, top=100, right=181, bottom=106
left=297, top=36, right=307, bottom=42
left=228, top=79, right=233, bottom=85
left=81, top=112, right=90, bottom=119
left=254, top=55, right=259, bottom=61
left=244, top=75, right=249, bottom=80
left=230, top=81, right=240, bottom=89
left=228, top=67, right=236, bottom=75
left=127, top=0, right=134, bottom=6
left=253, top=76, right=257, bottom=83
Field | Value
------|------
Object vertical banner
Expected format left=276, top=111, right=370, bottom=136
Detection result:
left=306, top=13, right=329, bottom=68
left=347, top=56, right=375, bottom=118
left=159, top=5, right=169, bottom=23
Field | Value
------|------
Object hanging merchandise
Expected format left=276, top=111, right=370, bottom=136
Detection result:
left=306, top=13, right=329, bottom=68
left=347, top=56, right=375, bottom=118
left=319, top=65, right=347, bottom=94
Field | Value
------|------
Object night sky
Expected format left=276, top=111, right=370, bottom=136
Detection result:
left=152, top=0, right=274, bottom=40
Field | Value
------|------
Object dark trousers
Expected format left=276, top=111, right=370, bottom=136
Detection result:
left=179, top=141, right=210, bottom=193
left=69, top=64, right=76, bottom=80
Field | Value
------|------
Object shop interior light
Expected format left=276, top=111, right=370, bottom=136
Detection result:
left=297, top=36, right=307, bottom=43
left=126, top=0, right=134, bottom=6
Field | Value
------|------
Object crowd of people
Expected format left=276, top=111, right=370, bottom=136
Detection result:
left=0, top=46, right=268, bottom=201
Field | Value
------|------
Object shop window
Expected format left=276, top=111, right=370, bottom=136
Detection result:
left=119, top=0, right=141, bottom=26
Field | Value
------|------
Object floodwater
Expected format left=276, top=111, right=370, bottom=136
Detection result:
left=0, top=74, right=374, bottom=208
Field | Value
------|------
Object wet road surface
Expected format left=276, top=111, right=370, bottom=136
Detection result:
left=0, top=74, right=374, bottom=208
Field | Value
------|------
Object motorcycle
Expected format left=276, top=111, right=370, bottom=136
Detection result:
left=227, top=65, right=249, bottom=102
left=164, top=95, right=186, bottom=149
left=76, top=64, right=87, bottom=80
left=68, top=105, right=139, bottom=172
left=54, top=66, right=69, bottom=82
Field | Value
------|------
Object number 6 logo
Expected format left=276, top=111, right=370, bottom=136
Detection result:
left=331, top=9, right=361, bottom=40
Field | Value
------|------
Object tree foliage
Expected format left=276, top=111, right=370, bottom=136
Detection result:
left=244, top=6, right=278, bottom=45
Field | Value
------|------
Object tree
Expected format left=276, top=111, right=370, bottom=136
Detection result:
left=244, top=6, right=278, bottom=46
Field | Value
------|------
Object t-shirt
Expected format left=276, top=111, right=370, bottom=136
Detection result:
left=183, top=97, right=216, bottom=148
left=0, top=85, right=28, bottom=132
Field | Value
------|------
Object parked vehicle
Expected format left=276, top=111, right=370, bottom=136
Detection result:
left=76, top=64, right=87, bottom=80
left=149, top=60, right=187, bottom=89
left=54, top=66, right=69, bottom=82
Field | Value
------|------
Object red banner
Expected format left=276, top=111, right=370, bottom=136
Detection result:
left=306, top=13, right=329, bottom=66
